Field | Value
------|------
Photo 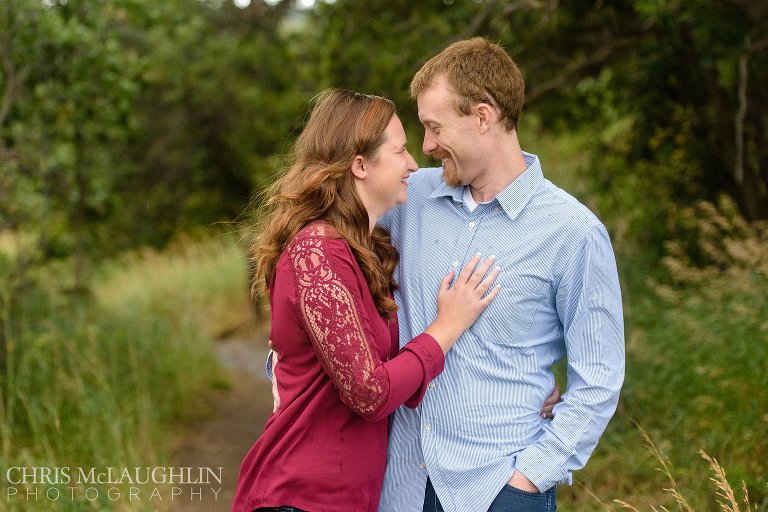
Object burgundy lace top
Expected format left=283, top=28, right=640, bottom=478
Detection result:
left=233, top=222, right=445, bottom=512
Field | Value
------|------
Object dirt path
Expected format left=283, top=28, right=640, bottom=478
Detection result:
left=170, top=325, right=273, bottom=512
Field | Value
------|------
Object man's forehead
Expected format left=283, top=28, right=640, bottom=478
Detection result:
left=417, top=91, right=452, bottom=124
left=417, top=97, right=454, bottom=124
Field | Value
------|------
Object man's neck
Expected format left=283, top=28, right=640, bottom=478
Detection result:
left=468, top=133, right=527, bottom=203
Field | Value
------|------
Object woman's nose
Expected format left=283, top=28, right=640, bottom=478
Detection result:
left=407, top=152, right=418, bottom=171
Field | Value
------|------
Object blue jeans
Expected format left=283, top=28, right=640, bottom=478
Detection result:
left=254, top=508, right=306, bottom=512
left=423, top=478, right=557, bottom=512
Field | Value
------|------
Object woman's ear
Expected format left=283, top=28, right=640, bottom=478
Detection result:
left=351, top=155, right=368, bottom=179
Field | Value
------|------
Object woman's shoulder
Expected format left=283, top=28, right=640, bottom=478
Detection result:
left=281, top=222, right=360, bottom=286
left=295, top=220, right=342, bottom=241
left=286, top=221, right=350, bottom=260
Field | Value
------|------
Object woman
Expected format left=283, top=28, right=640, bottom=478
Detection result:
left=233, top=89, right=501, bottom=512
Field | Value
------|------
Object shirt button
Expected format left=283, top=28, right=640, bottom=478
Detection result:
left=468, top=221, right=476, bottom=228
left=428, top=382, right=435, bottom=389
left=452, top=260, right=459, bottom=267
left=418, top=461, right=426, bottom=469
left=424, top=423, right=432, bottom=431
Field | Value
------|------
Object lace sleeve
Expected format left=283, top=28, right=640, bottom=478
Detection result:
left=288, top=234, right=390, bottom=421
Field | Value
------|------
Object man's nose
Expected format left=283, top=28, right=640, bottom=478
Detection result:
left=422, top=131, right=437, bottom=155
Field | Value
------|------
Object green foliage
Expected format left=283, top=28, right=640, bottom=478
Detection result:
left=2, top=0, right=146, bottom=261
left=124, top=1, right=310, bottom=246
left=4, top=0, right=763, bottom=259
left=543, top=1, right=768, bottom=251
left=0, top=0, right=310, bottom=260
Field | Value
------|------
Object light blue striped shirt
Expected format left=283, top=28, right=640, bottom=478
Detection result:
left=378, top=152, right=625, bottom=511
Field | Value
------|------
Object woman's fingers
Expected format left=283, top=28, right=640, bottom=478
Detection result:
left=456, top=254, right=497, bottom=292
left=438, top=270, right=454, bottom=294
left=475, top=264, right=501, bottom=296
left=456, top=252, right=482, bottom=285
left=467, top=255, right=497, bottom=289
left=480, top=283, right=501, bottom=306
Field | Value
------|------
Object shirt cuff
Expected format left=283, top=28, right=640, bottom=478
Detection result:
left=401, top=333, right=444, bottom=408
left=514, top=444, right=572, bottom=492
left=264, top=349, right=274, bottom=381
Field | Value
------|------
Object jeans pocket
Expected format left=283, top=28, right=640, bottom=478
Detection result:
left=504, top=484, right=546, bottom=497
left=489, top=484, right=556, bottom=512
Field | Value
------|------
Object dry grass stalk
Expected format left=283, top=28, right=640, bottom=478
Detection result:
left=578, top=481, right=614, bottom=511
left=635, top=424, right=694, bottom=512
left=613, top=500, right=642, bottom=511
left=698, top=449, right=754, bottom=512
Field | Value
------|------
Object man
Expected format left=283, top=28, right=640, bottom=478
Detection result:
left=377, top=38, right=625, bottom=511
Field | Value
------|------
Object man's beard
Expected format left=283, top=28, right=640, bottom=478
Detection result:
left=434, top=150, right=461, bottom=187
left=443, top=164, right=461, bottom=187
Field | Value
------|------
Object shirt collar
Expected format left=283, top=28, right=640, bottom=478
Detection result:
left=428, top=151, right=544, bottom=220
left=429, top=178, right=464, bottom=203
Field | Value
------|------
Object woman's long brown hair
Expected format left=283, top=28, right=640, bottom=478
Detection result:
left=249, top=89, right=399, bottom=318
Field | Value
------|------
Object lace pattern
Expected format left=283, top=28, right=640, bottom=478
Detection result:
left=288, top=225, right=389, bottom=419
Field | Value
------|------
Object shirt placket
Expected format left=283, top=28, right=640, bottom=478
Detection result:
left=419, top=201, right=493, bottom=496
left=447, top=202, right=493, bottom=269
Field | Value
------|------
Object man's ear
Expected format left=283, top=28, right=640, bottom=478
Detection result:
left=351, top=155, right=367, bottom=179
left=476, top=103, right=496, bottom=134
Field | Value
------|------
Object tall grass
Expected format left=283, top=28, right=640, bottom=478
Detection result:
left=0, top=236, right=251, bottom=511
left=614, top=426, right=759, bottom=512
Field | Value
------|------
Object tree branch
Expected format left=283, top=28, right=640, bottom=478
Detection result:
left=733, top=31, right=768, bottom=188
left=1, top=2, right=20, bottom=131
left=0, top=34, right=29, bottom=137
left=721, top=0, right=767, bottom=23
left=448, top=0, right=504, bottom=43
left=734, top=48, right=747, bottom=186
left=501, top=0, right=556, bottom=23
left=525, top=43, right=609, bottom=103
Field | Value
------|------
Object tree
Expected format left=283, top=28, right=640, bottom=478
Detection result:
left=297, top=0, right=768, bottom=255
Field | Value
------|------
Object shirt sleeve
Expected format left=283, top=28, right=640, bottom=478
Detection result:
left=514, top=224, right=625, bottom=492
left=287, top=234, right=444, bottom=422
left=377, top=208, right=394, bottom=231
